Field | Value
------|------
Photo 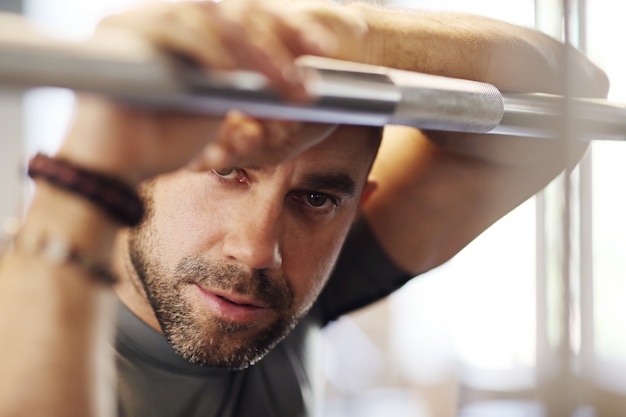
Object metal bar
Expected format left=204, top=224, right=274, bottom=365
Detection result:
left=0, top=24, right=503, bottom=132
left=495, top=93, right=626, bottom=140
left=1, top=15, right=624, bottom=139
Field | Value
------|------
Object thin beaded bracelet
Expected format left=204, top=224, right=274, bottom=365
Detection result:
left=27, top=153, right=144, bottom=227
left=2, top=225, right=117, bottom=286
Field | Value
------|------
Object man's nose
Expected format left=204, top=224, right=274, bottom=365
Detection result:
left=222, top=198, right=283, bottom=271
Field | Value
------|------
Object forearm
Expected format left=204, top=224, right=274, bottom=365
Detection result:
left=351, top=5, right=608, bottom=274
left=346, top=2, right=607, bottom=166
left=349, top=2, right=608, bottom=96
left=0, top=182, right=118, bottom=417
left=362, top=127, right=577, bottom=274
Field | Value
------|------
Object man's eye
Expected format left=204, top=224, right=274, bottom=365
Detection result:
left=210, top=168, right=246, bottom=183
left=292, top=192, right=339, bottom=214
left=306, top=193, right=331, bottom=208
left=212, top=168, right=237, bottom=178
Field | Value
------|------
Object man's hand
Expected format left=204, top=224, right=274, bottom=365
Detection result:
left=186, top=111, right=338, bottom=172
left=58, top=0, right=368, bottom=185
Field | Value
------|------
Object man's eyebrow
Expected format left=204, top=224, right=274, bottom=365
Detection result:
left=300, top=172, right=357, bottom=197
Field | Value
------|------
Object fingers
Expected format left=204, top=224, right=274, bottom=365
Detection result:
left=187, top=110, right=337, bottom=171
left=80, top=0, right=356, bottom=180
left=190, top=111, right=268, bottom=170
left=97, top=0, right=340, bottom=101
left=278, top=0, right=370, bottom=62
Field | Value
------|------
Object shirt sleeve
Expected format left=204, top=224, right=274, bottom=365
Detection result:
left=317, top=215, right=416, bottom=325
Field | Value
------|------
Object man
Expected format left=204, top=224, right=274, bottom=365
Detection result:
left=0, top=1, right=608, bottom=416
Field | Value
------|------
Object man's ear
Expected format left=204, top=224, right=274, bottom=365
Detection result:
left=359, top=180, right=378, bottom=207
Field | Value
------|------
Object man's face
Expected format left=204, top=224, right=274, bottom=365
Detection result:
left=126, top=125, right=378, bottom=369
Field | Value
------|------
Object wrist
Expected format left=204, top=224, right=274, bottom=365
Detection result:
left=15, top=180, right=120, bottom=284
left=58, top=96, right=146, bottom=187
left=25, top=180, right=120, bottom=250
left=28, top=153, right=144, bottom=227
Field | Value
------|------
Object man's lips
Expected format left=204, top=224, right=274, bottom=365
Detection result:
left=194, top=284, right=269, bottom=323
left=211, top=290, right=266, bottom=308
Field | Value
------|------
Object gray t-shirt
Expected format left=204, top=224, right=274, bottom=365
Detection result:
left=116, top=301, right=325, bottom=417
left=114, top=217, right=412, bottom=417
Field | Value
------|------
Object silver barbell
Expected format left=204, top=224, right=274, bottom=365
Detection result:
left=1, top=14, right=625, bottom=140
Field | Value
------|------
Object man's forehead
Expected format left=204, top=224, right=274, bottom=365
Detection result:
left=307, top=125, right=380, bottom=157
left=239, top=126, right=376, bottom=194
left=298, top=169, right=357, bottom=197
left=289, top=125, right=379, bottom=189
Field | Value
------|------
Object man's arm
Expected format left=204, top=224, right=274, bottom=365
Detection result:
left=341, top=3, right=609, bottom=275
left=348, top=4, right=606, bottom=94
left=0, top=3, right=346, bottom=416
left=0, top=182, right=118, bottom=417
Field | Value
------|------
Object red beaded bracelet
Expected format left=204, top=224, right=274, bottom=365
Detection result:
left=27, top=153, right=144, bottom=227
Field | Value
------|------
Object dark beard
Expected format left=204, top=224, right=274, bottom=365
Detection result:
left=128, top=229, right=301, bottom=370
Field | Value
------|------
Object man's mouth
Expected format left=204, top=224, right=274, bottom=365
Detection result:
left=215, top=293, right=265, bottom=308
left=194, top=284, right=269, bottom=323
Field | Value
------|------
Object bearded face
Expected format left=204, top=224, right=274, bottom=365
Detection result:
left=129, top=225, right=304, bottom=369
left=120, top=125, right=379, bottom=369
